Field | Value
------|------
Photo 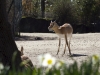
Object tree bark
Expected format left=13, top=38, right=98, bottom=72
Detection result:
left=0, top=0, right=22, bottom=70
left=41, top=0, right=45, bottom=18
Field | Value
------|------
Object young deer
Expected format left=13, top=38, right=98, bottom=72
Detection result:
left=48, top=21, right=73, bottom=56
left=20, top=46, right=34, bottom=70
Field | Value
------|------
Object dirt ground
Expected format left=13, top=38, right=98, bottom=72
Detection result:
left=15, top=33, right=100, bottom=66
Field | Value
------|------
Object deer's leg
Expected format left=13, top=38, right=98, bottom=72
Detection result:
left=65, top=34, right=71, bottom=55
left=62, top=43, right=66, bottom=56
left=57, top=38, right=61, bottom=55
left=68, top=34, right=72, bottom=54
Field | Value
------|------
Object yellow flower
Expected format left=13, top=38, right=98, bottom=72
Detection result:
left=92, top=55, right=99, bottom=64
left=42, top=53, right=56, bottom=68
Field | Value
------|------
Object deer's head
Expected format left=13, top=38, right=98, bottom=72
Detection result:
left=48, top=21, right=58, bottom=31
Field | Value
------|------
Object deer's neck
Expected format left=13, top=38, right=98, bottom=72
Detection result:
left=53, top=25, right=61, bottom=33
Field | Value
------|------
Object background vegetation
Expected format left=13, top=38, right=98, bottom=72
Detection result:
left=20, top=0, right=100, bottom=33
left=6, top=0, right=100, bottom=34
left=31, top=0, right=100, bottom=23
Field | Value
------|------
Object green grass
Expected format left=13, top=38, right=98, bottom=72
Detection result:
left=0, top=55, right=100, bottom=75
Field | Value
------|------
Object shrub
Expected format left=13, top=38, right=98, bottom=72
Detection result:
left=52, top=0, right=76, bottom=24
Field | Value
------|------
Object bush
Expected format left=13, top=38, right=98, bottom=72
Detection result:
left=0, top=54, right=100, bottom=75
left=52, top=0, right=76, bottom=24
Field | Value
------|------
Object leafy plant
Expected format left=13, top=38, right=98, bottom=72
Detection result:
left=75, top=0, right=100, bottom=25
left=52, top=0, right=76, bottom=23
left=0, top=54, right=100, bottom=75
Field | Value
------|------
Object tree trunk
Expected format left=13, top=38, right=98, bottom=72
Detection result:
left=41, top=0, right=45, bottom=18
left=0, top=0, right=22, bottom=70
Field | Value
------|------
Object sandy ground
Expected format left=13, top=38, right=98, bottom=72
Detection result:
left=15, top=33, right=100, bottom=66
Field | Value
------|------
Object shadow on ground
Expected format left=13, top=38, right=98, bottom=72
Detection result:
left=15, top=35, right=58, bottom=41
left=71, top=54, right=88, bottom=57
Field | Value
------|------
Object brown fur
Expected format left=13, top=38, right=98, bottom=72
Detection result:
left=48, top=21, right=73, bottom=56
